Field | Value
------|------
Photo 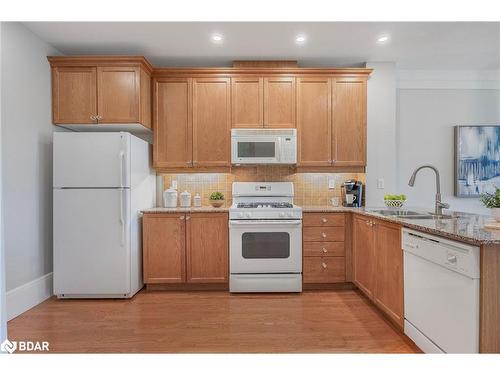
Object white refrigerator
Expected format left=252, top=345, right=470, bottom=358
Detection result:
left=53, top=132, right=156, bottom=298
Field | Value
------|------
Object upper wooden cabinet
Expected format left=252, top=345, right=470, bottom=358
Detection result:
left=230, top=76, right=296, bottom=129
left=192, top=78, right=231, bottom=167
left=263, top=77, right=296, bottom=128
left=297, top=77, right=332, bottom=167
left=48, top=56, right=152, bottom=128
left=51, top=67, right=97, bottom=124
left=154, top=78, right=193, bottom=168
left=332, top=78, right=367, bottom=166
left=231, top=77, right=263, bottom=128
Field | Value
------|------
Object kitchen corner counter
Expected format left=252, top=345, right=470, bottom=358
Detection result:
left=142, top=206, right=230, bottom=214
left=302, top=205, right=500, bottom=245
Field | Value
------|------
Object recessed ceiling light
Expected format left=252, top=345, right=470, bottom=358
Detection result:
left=295, top=35, right=307, bottom=44
left=376, top=34, right=390, bottom=44
left=211, top=34, right=224, bottom=44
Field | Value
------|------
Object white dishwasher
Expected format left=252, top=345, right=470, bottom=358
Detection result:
left=402, top=228, right=480, bottom=353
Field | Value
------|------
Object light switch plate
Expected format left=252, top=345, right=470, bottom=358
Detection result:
left=328, top=178, right=336, bottom=190
left=377, top=178, right=385, bottom=189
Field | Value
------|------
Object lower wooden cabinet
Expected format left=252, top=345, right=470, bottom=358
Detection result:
left=303, top=213, right=346, bottom=285
left=142, top=212, right=228, bottom=285
left=353, top=214, right=404, bottom=328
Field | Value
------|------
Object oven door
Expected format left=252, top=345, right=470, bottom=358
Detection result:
left=229, top=220, right=302, bottom=273
left=231, top=137, right=280, bottom=164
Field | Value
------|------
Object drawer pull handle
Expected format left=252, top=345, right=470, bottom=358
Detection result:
left=322, top=262, right=327, bottom=269
left=322, top=247, right=328, bottom=253
left=321, top=218, right=328, bottom=223
left=321, top=232, right=327, bottom=238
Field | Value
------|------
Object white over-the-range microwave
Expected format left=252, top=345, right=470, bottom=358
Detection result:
left=231, top=129, right=297, bottom=165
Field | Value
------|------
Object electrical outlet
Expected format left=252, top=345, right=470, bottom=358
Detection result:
left=377, top=178, right=385, bottom=189
left=328, top=178, right=336, bottom=190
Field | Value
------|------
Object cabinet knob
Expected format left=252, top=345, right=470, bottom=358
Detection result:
left=321, top=232, right=327, bottom=238
left=179, top=216, right=185, bottom=220
left=90, top=115, right=96, bottom=121
left=187, top=161, right=192, bottom=164
left=322, top=262, right=328, bottom=269
left=186, top=216, right=191, bottom=220
left=321, top=218, right=328, bottom=223
left=322, top=248, right=328, bottom=253
left=96, top=115, right=102, bottom=120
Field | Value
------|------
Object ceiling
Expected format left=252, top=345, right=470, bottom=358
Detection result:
left=23, top=22, right=500, bottom=69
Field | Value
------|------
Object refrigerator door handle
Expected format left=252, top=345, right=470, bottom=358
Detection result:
left=119, top=189, right=125, bottom=246
left=119, top=150, right=125, bottom=188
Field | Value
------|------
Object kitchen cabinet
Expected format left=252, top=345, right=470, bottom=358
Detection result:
left=48, top=56, right=152, bottom=128
left=297, top=77, right=332, bottom=166
left=153, top=78, right=193, bottom=168
left=143, top=213, right=186, bottom=284
left=332, top=78, right=367, bottom=167
left=352, top=215, right=403, bottom=328
left=142, top=212, right=229, bottom=286
left=192, top=78, right=231, bottom=167
left=230, top=76, right=295, bottom=129
left=263, top=77, right=296, bottom=128
left=303, top=213, right=346, bottom=285
left=231, top=77, right=264, bottom=128
left=186, top=213, right=229, bottom=283
left=51, top=67, right=97, bottom=124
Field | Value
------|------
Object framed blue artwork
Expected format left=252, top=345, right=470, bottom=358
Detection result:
left=455, top=125, right=500, bottom=197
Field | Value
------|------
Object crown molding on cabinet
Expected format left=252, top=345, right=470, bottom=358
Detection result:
left=47, top=56, right=154, bottom=73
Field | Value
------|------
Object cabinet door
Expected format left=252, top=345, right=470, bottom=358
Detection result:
left=263, top=77, right=296, bottom=128
left=52, top=67, right=97, bottom=124
left=374, top=220, right=404, bottom=328
left=186, top=213, right=228, bottom=283
left=192, top=78, right=231, bottom=167
left=231, top=77, right=263, bottom=128
left=297, top=77, right=332, bottom=166
left=332, top=78, right=367, bottom=166
left=97, top=66, right=140, bottom=123
left=352, top=215, right=375, bottom=299
left=154, top=78, right=193, bottom=168
left=142, top=214, right=186, bottom=283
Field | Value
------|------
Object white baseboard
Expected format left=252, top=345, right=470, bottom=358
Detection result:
left=6, top=273, right=53, bottom=321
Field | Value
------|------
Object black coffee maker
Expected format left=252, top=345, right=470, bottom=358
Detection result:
left=342, top=180, right=363, bottom=207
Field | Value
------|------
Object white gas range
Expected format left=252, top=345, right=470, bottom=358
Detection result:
left=229, top=182, right=303, bottom=293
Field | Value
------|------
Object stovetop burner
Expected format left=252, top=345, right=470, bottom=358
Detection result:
left=236, top=202, right=294, bottom=209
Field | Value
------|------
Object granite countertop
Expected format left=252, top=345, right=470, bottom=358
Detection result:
left=302, top=205, right=500, bottom=245
left=142, top=206, right=230, bottom=213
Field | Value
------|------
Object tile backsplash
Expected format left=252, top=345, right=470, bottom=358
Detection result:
left=160, top=167, right=365, bottom=207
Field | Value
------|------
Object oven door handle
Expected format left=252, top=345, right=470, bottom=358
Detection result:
left=230, top=220, right=302, bottom=226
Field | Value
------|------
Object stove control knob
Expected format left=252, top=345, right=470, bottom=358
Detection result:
left=286, top=212, right=293, bottom=218
left=279, top=212, right=285, bottom=218
left=238, top=212, right=244, bottom=219
left=245, top=213, right=252, bottom=218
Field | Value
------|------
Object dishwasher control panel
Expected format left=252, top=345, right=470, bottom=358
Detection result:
left=402, top=229, right=480, bottom=279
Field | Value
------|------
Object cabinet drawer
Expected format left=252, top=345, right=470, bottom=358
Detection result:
left=303, top=213, right=345, bottom=227
left=303, top=257, right=346, bottom=283
left=303, top=242, right=345, bottom=257
left=303, top=226, right=345, bottom=242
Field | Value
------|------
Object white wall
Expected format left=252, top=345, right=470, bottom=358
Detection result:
left=0, top=22, right=7, bottom=342
left=1, top=22, right=61, bottom=319
left=365, top=62, right=398, bottom=206
left=396, top=70, right=500, bottom=214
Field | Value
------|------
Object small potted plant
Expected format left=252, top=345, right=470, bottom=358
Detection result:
left=480, top=188, right=500, bottom=222
left=209, top=191, right=225, bottom=208
left=384, top=194, right=407, bottom=208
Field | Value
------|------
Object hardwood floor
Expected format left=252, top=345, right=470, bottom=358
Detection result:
left=7, top=289, right=419, bottom=353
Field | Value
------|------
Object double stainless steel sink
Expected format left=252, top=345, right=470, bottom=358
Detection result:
left=367, top=209, right=455, bottom=220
